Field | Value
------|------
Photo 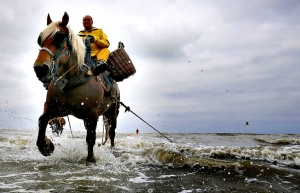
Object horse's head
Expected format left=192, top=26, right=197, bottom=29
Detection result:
left=33, top=12, right=72, bottom=83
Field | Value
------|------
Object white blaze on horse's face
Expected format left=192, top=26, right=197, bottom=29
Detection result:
left=33, top=37, right=55, bottom=82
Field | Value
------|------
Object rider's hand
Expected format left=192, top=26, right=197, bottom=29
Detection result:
left=90, top=37, right=95, bottom=43
left=86, top=35, right=94, bottom=43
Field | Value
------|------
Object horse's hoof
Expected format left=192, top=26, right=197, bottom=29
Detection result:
left=38, top=141, right=54, bottom=156
left=86, top=161, right=97, bottom=166
left=86, top=157, right=96, bottom=166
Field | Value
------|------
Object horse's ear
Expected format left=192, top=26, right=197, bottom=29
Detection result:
left=47, top=13, right=52, bottom=25
left=60, top=12, right=69, bottom=28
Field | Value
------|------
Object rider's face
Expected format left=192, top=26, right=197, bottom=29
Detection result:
left=83, top=16, right=93, bottom=30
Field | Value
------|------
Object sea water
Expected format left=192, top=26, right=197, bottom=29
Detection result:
left=0, top=129, right=299, bottom=192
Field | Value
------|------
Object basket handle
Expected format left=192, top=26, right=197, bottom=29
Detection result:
left=118, top=41, right=125, bottom=49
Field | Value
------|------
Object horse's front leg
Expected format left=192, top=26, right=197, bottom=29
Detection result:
left=36, top=113, right=54, bottom=156
left=84, top=119, right=97, bottom=163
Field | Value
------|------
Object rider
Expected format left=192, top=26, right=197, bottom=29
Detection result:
left=79, top=15, right=110, bottom=76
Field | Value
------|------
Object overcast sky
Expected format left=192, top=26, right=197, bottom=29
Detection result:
left=0, top=0, right=299, bottom=134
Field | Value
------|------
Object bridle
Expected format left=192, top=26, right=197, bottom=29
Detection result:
left=38, top=29, right=75, bottom=88
left=40, top=30, right=72, bottom=64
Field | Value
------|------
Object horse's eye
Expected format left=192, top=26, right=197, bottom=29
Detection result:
left=53, top=32, right=66, bottom=48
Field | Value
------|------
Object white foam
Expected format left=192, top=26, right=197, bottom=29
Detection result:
left=128, top=172, right=155, bottom=183
left=1, top=130, right=300, bottom=171
left=37, top=190, right=56, bottom=193
left=0, top=172, right=38, bottom=179
left=67, top=176, right=118, bottom=182
left=245, top=177, right=259, bottom=183
left=178, top=190, right=193, bottom=193
left=158, top=174, right=177, bottom=178
left=0, top=182, right=22, bottom=189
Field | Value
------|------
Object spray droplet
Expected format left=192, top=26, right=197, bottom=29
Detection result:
left=81, top=102, right=84, bottom=105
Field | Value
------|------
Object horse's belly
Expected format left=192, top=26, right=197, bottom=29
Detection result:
left=46, top=78, right=105, bottom=120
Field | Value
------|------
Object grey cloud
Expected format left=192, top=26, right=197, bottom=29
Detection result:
left=208, top=0, right=300, bottom=24
left=128, top=26, right=201, bottom=62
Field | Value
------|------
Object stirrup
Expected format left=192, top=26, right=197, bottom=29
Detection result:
left=93, top=60, right=108, bottom=76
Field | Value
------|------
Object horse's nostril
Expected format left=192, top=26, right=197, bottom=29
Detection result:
left=34, top=64, right=50, bottom=78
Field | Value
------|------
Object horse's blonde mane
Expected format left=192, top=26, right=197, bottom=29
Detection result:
left=40, top=21, right=86, bottom=67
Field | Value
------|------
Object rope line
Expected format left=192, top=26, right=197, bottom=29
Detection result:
left=119, top=101, right=173, bottom=143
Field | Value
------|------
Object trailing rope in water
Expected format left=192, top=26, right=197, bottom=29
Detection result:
left=118, top=101, right=173, bottom=143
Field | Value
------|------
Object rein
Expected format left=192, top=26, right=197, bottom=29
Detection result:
left=53, top=62, right=77, bottom=85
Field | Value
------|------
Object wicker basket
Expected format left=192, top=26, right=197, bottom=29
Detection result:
left=107, top=42, right=136, bottom=82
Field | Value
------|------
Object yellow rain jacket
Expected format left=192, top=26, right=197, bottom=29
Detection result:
left=79, top=27, right=110, bottom=61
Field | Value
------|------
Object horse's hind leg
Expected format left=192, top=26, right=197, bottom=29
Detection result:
left=104, top=102, right=120, bottom=147
left=102, top=116, right=110, bottom=145
left=84, top=119, right=97, bottom=163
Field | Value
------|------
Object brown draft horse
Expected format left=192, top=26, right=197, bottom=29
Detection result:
left=33, top=12, right=120, bottom=163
